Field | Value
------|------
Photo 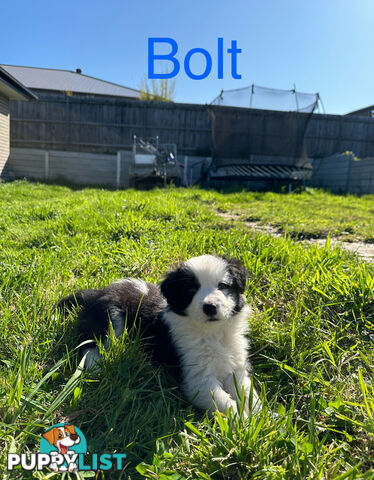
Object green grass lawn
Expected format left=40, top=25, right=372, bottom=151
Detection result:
left=209, top=189, right=374, bottom=242
left=0, top=180, right=373, bottom=480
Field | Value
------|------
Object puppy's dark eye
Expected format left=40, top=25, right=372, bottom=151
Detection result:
left=218, top=282, right=231, bottom=290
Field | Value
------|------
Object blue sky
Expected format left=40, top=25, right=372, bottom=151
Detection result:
left=1, top=0, right=373, bottom=114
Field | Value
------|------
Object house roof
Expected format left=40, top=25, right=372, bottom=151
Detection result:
left=0, top=65, right=140, bottom=99
left=346, top=105, right=374, bottom=116
left=0, top=66, right=38, bottom=100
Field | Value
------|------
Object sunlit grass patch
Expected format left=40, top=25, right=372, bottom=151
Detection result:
left=209, top=188, right=374, bottom=242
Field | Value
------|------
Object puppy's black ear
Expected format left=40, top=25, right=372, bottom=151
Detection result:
left=223, top=257, right=247, bottom=293
left=160, top=268, right=182, bottom=307
left=161, top=264, right=200, bottom=315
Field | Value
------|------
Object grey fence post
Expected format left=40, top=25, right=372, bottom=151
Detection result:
left=116, top=151, right=121, bottom=188
left=345, top=154, right=353, bottom=194
left=184, top=156, right=188, bottom=186
left=368, top=167, right=374, bottom=194
left=45, top=151, right=49, bottom=180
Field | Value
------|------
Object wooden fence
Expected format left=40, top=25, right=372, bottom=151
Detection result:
left=9, top=95, right=211, bottom=155
left=8, top=94, right=374, bottom=160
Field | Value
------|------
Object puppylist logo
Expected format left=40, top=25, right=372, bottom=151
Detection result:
left=7, top=423, right=126, bottom=473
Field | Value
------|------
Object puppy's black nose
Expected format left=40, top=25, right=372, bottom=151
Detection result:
left=203, top=303, right=217, bottom=317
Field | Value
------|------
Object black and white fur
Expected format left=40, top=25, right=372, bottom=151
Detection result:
left=57, top=255, right=261, bottom=416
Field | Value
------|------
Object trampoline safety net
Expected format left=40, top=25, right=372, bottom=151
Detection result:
left=208, top=85, right=321, bottom=184
left=211, top=84, right=321, bottom=113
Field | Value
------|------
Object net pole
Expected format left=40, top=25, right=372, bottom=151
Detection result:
left=249, top=84, right=254, bottom=108
left=294, top=84, right=299, bottom=112
left=317, top=93, right=326, bottom=114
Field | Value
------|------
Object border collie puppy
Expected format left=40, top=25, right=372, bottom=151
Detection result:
left=57, top=255, right=261, bottom=416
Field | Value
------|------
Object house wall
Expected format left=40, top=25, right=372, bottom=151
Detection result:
left=0, top=94, right=10, bottom=176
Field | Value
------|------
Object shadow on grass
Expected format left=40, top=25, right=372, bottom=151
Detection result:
left=4, top=176, right=181, bottom=192
left=50, top=315, right=194, bottom=477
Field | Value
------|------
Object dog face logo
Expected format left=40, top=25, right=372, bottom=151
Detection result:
left=42, top=425, right=80, bottom=455
left=40, top=423, right=86, bottom=473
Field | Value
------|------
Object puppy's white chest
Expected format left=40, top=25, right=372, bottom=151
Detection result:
left=188, top=332, right=240, bottom=378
